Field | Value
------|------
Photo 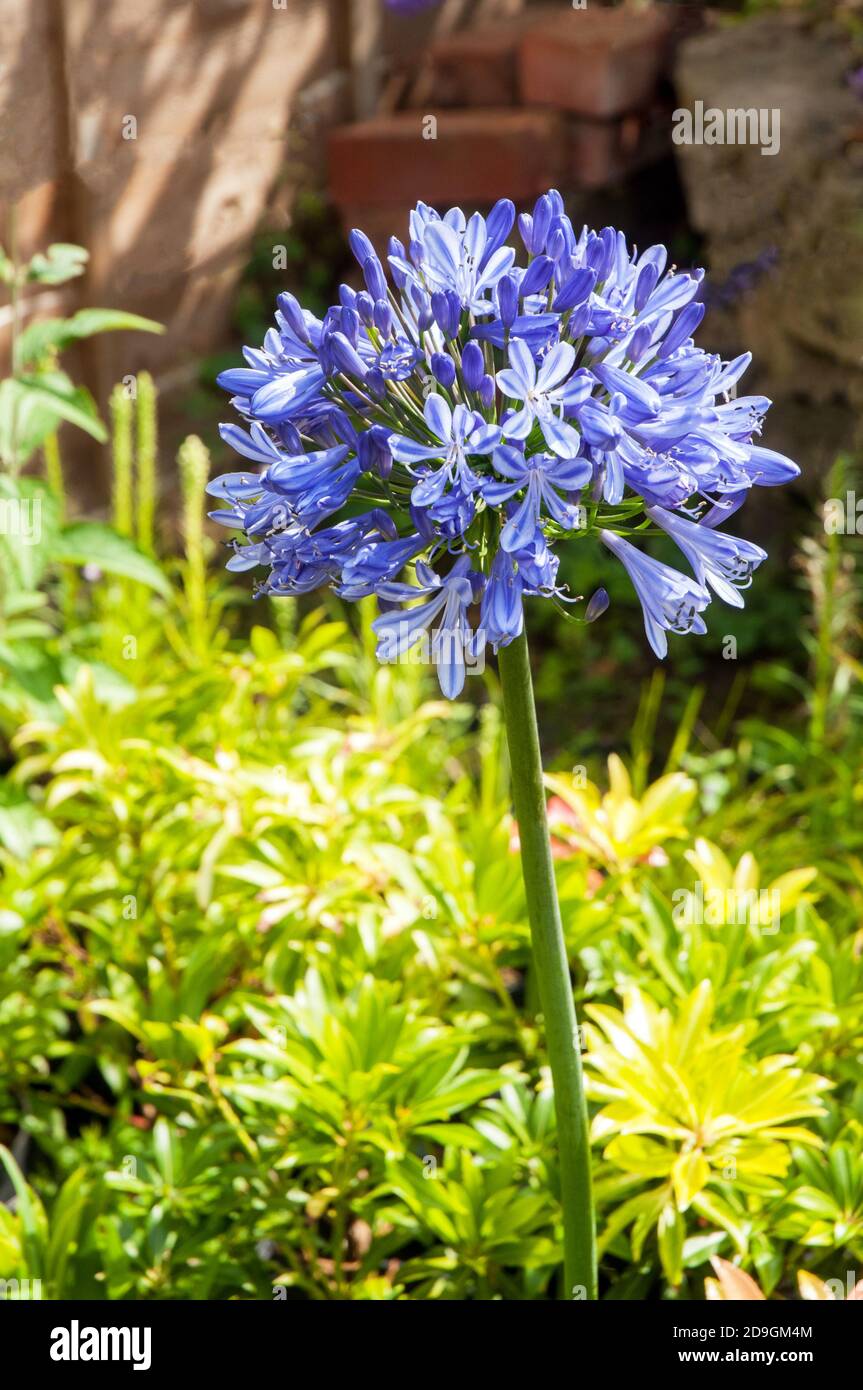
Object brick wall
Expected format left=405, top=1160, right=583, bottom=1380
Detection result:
left=0, top=0, right=336, bottom=397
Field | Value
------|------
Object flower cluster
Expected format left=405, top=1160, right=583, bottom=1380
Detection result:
left=209, top=191, right=798, bottom=697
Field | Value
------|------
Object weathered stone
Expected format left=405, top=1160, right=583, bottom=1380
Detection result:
left=673, top=14, right=863, bottom=411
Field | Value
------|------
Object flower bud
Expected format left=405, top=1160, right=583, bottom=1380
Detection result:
left=431, top=290, right=460, bottom=338
left=520, top=255, right=555, bottom=298
left=330, top=331, right=367, bottom=381
left=348, top=228, right=376, bottom=266
left=373, top=299, right=394, bottom=337
left=340, top=306, right=360, bottom=346
left=497, top=274, right=518, bottom=328
left=355, top=292, right=374, bottom=324
left=585, top=588, right=610, bottom=624
left=362, top=255, right=387, bottom=302
left=277, top=292, right=309, bottom=343
left=462, top=341, right=485, bottom=392
left=431, top=352, right=456, bottom=389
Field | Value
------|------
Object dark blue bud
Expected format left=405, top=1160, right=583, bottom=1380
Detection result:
left=340, top=306, right=360, bottom=346
left=330, top=331, right=367, bottom=380
left=431, top=352, right=456, bottom=389
left=349, top=228, right=376, bottom=267
left=387, top=237, right=408, bottom=289
left=366, top=368, right=386, bottom=400
left=517, top=213, right=534, bottom=254
left=634, top=262, right=659, bottom=312
left=462, top=341, right=485, bottom=392
left=373, top=299, right=394, bottom=336
left=362, top=255, right=387, bottom=301
left=658, top=301, right=705, bottom=359
left=431, top=289, right=460, bottom=338
left=553, top=267, right=596, bottom=312
left=357, top=428, right=392, bottom=479
left=410, top=283, right=433, bottom=327
left=356, top=431, right=373, bottom=471
left=628, top=323, right=653, bottom=363
left=274, top=421, right=302, bottom=454
left=498, top=273, right=518, bottom=328
left=586, top=231, right=613, bottom=281
left=355, top=291, right=375, bottom=324
left=483, top=198, right=516, bottom=259
left=369, top=424, right=392, bottom=452
left=547, top=229, right=566, bottom=262
left=330, top=408, right=356, bottom=447
left=567, top=302, right=591, bottom=338
left=277, top=292, right=309, bottom=343
left=411, top=501, right=436, bottom=542
left=478, top=374, right=495, bottom=410
left=532, top=195, right=552, bottom=253
left=371, top=508, right=398, bottom=540
left=520, top=255, right=555, bottom=298
left=585, top=588, right=609, bottom=623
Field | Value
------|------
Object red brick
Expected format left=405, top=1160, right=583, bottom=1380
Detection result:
left=567, top=108, right=670, bottom=191
left=328, top=109, right=564, bottom=216
left=425, top=27, right=522, bottom=108
left=518, top=7, right=674, bottom=120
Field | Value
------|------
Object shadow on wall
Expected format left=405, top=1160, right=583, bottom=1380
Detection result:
left=0, top=0, right=337, bottom=503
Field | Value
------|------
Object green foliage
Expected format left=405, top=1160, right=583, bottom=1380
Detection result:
left=0, top=237, right=162, bottom=471
left=0, top=238, right=167, bottom=732
left=586, top=981, right=830, bottom=1287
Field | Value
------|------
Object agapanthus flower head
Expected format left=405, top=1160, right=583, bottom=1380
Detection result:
left=209, top=190, right=799, bottom=697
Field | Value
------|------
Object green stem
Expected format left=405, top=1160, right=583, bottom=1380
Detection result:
left=135, top=371, right=158, bottom=556
left=110, top=384, right=134, bottom=538
left=498, top=624, right=596, bottom=1300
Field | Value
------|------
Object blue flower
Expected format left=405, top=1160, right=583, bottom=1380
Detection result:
left=496, top=339, right=588, bottom=457
left=480, top=546, right=525, bottom=650
left=372, top=556, right=483, bottom=698
left=646, top=505, right=766, bottom=607
left=210, top=191, right=799, bottom=695
left=601, top=530, right=710, bottom=659
left=479, top=535, right=563, bottom=651
left=389, top=395, right=500, bottom=506
left=485, top=445, right=592, bottom=551
left=378, top=340, right=423, bottom=381
left=390, top=205, right=516, bottom=315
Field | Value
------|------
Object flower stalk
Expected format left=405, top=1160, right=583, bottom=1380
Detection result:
left=498, top=623, right=596, bottom=1300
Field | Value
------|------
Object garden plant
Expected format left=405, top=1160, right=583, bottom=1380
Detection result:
left=207, top=190, right=801, bottom=1299
left=0, top=210, right=860, bottom=1303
